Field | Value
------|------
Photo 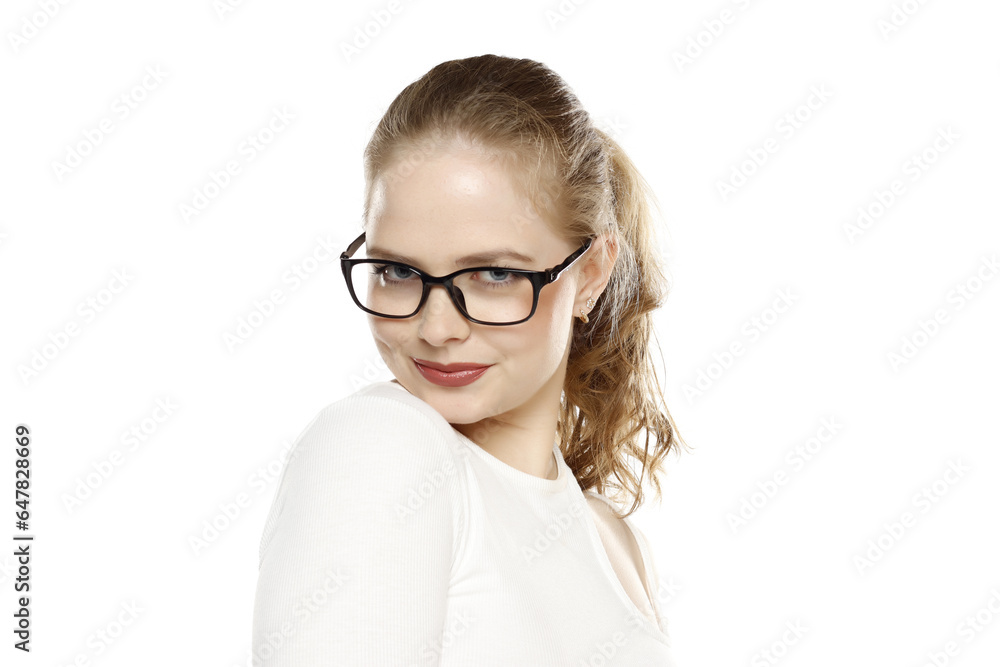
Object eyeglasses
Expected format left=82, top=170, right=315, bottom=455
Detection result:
left=340, top=232, right=594, bottom=326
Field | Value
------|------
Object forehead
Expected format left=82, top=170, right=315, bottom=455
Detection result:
left=367, top=144, right=560, bottom=267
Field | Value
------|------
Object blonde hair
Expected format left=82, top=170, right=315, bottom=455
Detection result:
left=361, top=55, right=687, bottom=518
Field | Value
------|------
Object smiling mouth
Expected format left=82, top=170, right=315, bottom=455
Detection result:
left=412, top=359, right=492, bottom=387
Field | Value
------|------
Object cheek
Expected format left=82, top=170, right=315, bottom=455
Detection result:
left=368, top=319, right=413, bottom=363
left=519, top=285, right=574, bottom=359
left=539, top=282, right=576, bottom=330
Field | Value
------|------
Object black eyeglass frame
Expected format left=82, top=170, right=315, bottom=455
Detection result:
left=339, top=232, right=595, bottom=326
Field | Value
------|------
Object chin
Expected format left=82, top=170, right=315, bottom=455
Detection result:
left=423, top=388, right=488, bottom=423
left=397, top=376, right=490, bottom=424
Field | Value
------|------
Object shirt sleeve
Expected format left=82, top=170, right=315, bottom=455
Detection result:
left=251, top=391, right=465, bottom=666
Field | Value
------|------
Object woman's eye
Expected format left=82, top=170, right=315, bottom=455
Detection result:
left=376, top=265, right=414, bottom=280
left=370, top=264, right=416, bottom=281
left=486, top=269, right=510, bottom=281
left=389, top=266, right=414, bottom=280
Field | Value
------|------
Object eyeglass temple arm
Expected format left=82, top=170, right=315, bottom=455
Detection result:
left=342, top=231, right=366, bottom=259
left=547, top=237, right=594, bottom=283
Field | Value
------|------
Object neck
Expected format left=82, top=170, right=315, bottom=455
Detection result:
left=454, top=411, right=560, bottom=480
left=452, top=338, right=572, bottom=481
left=453, top=362, right=566, bottom=481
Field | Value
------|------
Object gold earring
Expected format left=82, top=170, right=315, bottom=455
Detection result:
left=578, top=297, right=595, bottom=323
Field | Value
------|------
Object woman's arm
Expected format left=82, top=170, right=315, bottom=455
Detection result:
left=251, top=392, right=464, bottom=666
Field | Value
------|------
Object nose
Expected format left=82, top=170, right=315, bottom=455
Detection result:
left=417, top=284, right=471, bottom=344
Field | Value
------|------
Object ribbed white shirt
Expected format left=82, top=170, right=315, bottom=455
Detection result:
left=252, top=380, right=677, bottom=666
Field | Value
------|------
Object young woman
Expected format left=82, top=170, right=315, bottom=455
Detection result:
left=252, top=54, right=685, bottom=666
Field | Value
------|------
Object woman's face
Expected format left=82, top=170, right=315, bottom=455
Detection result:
left=364, top=141, right=588, bottom=428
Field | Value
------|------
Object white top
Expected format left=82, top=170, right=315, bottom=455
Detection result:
left=252, top=380, right=678, bottom=666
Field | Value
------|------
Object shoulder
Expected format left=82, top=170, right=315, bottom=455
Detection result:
left=585, top=491, right=671, bottom=637
left=321, top=379, right=448, bottom=425
left=254, top=383, right=471, bottom=659
left=289, top=380, right=467, bottom=482
left=584, top=490, right=644, bottom=566
left=302, top=380, right=462, bottom=460
left=259, top=381, right=469, bottom=561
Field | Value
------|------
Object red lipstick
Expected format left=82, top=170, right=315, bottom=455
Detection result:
left=412, top=358, right=492, bottom=387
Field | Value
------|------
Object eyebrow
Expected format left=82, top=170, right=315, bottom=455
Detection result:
left=366, top=246, right=536, bottom=267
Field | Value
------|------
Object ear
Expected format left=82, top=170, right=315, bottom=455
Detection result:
left=574, top=232, right=618, bottom=312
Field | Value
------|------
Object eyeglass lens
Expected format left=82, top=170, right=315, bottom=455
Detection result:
left=348, top=263, right=534, bottom=324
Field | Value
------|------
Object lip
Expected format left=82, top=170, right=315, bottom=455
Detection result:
left=412, top=358, right=491, bottom=372
left=412, top=358, right=492, bottom=387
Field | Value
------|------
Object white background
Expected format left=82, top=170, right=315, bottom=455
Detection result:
left=2, top=0, right=999, bottom=665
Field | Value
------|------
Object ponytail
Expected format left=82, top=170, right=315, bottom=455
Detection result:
left=559, top=129, right=686, bottom=518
